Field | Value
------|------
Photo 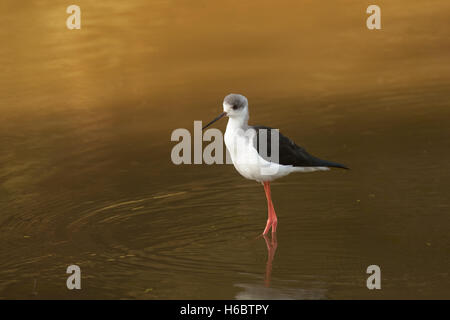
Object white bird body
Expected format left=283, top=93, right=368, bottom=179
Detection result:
left=223, top=100, right=329, bottom=183
left=202, top=93, right=348, bottom=235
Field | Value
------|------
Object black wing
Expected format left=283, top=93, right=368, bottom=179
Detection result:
left=251, top=125, right=348, bottom=169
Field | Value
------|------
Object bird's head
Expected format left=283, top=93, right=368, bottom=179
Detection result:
left=202, top=93, right=249, bottom=130
left=223, top=93, right=248, bottom=118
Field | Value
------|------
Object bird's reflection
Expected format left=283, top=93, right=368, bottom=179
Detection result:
left=263, top=233, right=277, bottom=287
left=235, top=233, right=327, bottom=299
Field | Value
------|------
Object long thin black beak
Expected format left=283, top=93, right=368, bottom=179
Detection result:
left=202, top=112, right=227, bottom=130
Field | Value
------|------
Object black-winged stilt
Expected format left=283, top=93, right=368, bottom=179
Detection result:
left=203, top=94, right=348, bottom=235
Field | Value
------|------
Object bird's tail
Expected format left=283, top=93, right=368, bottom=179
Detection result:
left=311, top=157, right=349, bottom=169
left=319, top=160, right=349, bottom=169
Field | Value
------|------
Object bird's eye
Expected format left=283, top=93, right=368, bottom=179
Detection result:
left=232, top=105, right=238, bottom=110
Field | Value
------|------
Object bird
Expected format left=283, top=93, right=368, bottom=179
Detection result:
left=202, top=93, right=348, bottom=235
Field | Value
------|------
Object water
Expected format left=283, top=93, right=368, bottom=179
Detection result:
left=0, top=0, right=449, bottom=299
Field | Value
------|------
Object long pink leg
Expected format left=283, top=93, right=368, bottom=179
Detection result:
left=262, top=181, right=278, bottom=235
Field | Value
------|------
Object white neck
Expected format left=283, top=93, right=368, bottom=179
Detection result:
left=226, top=111, right=249, bottom=133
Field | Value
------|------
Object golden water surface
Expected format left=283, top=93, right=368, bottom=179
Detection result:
left=0, top=0, right=449, bottom=299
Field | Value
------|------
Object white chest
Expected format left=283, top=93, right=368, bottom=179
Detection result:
left=224, top=124, right=265, bottom=180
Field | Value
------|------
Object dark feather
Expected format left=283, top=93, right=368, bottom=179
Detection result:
left=251, top=125, right=348, bottom=169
